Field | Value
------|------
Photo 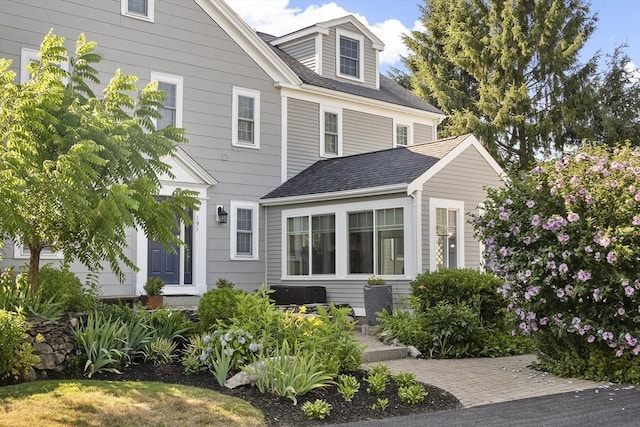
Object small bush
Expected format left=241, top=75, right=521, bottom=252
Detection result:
left=423, top=303, right=483, bottom=358
left=365, top=364, right=389, bottom=395
left=393, top=372, right=416, bottom=387
left=0, top=310, right=39, bottom=380
left=198, top=288, right=243, bottom=330
left=370, top=397, right=389, bottom=411
left=216, top=277, right=234, bottom=289
left=336, top=374, right=360, bottom=401
left=181, top=334, right=210, bottom=374
left=411, top=269, right=505, bottom=326
left=38, top=265, right=100, bottom=312
left=301, top=399, right=332, bottom=420
left=398, top=383, right=427, bottom=404
left=144, top=337, right=177, bottom=366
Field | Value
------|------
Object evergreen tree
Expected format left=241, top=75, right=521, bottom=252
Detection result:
left=403, top=0, right=597, bottom=171
left=592, top=46, right=640, bottom=147
left=0, top=32, right=199, bottom=290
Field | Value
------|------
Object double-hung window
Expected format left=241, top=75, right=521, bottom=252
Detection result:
left=150, top=72, right=183, bottom=128
left=336, top=29, right=364, bottom=81
left=348, top=208, right=404, bottom=275
left=20, top=47, right=69, bottom=84
left=232, top=87, right=261, bottom=149
left=395, top=124, right=410, bottom=147
left=430, top=198, right=465, bottom=270
left=320, top=107, right=341, bottom=157
left=287, top=214, right=336, bottom=276
left=121, top=0, right=155, bottom=21
left=230, top=201, right=259, bottom=260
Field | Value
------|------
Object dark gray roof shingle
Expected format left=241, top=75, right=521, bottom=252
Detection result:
left=262, top=135, right=470, bottom=200
left=257, top=32, right=444, bottom=115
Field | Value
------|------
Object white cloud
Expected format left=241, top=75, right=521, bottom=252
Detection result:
left=225, top=0, right=416, bottom=69
left=623, top=60, right=640, bottom=83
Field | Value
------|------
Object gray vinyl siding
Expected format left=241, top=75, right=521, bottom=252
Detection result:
left=265, top=194, right=411, bottom=310
left=342, top=110, right=393, bottom=155
left=414, top=123, right=435, bottom=144
left=280, top=37, right=317, bottom=72
left=286, top=100, right=394, bottom=177
left=0, top=0, right=282, bottom=294
left=421, top=145, right=505, bottom=272
left=287, top=98, right=320, bottom=179
left=321, top=23, right=378, bottom=89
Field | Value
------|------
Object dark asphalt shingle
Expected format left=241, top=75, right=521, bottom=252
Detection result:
left=262, top=135, right=470, bottom=200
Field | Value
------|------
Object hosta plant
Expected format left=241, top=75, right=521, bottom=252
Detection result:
left=301, top=399, right=332, bottom=420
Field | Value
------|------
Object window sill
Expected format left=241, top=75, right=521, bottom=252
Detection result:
left=231, top=255, right=259, bottom=261
left=232, top=142, right=261, bottom=150
left=122, top=12, right=154, bottom=22
left=336, top=73, right=364, bottom=83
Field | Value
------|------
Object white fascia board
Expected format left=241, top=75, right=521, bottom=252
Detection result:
left=197, top=0, right=301, bottom=86
left=317, top=15, right=384, bottom=50
left=406, top=134, right=507, bottom=195
left=172, top=147, right=218, bottom=186
left=270, top=26, right=330, bottom=46
left=260, top=183, right=407, bottom=206
left=278, top=84, right=445, bottom=125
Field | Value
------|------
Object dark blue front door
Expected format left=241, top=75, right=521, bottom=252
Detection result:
left=148, top=240, right=180, bottom=284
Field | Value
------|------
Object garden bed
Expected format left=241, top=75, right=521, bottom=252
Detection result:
left=38, top=363, right=461, bottom=426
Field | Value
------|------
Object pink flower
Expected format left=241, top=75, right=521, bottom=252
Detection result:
left=598, top=236, right=611, bottom=247
left=556, top=289, right=565, bottom=298
left=602, top=331, right=614, bottom=341
left=618, top=307, right=626, bottom=316
left=567, top=212, right=580, bottom=222
left=607, top=251, right=618, bottom=264
left=626, top=286, right=635, bottom=297
left=587, top=335, right=595, bottom=343
left=635, top=193, right=640, bottom=202
left=616, top=349, right=624, bottom=358
left=558, top=263, right=569, bottom=273
left=499, top=211, right=509, bottom=221
left=526, top=200, right=536, bottom=208
left=593, top=288, right=600, bottom=301
left=531, top=215, right=541, bottom=227
left=633, top=216, right=640, bottom=226
left=577, top=270, right=591, bottom=282
left=540, top=317, right=548, bottom=325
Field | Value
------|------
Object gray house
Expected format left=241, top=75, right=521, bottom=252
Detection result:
left=0, top=0, right=504, bottom=312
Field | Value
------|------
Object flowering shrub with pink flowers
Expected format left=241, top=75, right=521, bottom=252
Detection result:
left=473, top=144, right=640, bottom=382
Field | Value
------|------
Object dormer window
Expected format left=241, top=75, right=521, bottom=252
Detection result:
left=340, top=36, right=359, bottom=77
left=335, top=29, right=364, bottom=82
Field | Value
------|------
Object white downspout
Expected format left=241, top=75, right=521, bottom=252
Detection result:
left=411, top=189, right=423, bottom=275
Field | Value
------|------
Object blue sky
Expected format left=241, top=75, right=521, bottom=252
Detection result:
left=227, top=0, right=640, bottom=74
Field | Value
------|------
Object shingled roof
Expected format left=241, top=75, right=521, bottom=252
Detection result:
left=257, top=32, right=444, bottom=115
left=262, top=135, right=472, bottom=201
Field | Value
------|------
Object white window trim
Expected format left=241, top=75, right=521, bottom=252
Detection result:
left=150, top=71, right=183, bottom=128
left=20, top=47, right=69, bottom=84
left=393, top=121, right=413, bottom=147
left=281, top=198, right=414, bottom=281
left=232, top=87, right=261, bottom=149
left=121, top=0, right=155, bottom=22
left=319, top=106, right=342, bottom=158
left=230, top=200, right=259, bottom=261
left=335, top=28, right=365, bottom=82
left=429, top=197, right=465, bottom=271
left=14, top=243, right=63, bottom=260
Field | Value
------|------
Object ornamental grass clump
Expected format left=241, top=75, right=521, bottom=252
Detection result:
left=473, top=144, right=640, bottom=383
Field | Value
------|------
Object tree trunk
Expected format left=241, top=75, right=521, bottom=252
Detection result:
left=28, top=245, right=43, bottom=294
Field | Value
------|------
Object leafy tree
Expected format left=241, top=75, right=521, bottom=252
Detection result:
left=403, top=0, right=597, bottom=171
left=591, top=46, right=640, bottom=147
left=0, top=31, right=199, bottom=291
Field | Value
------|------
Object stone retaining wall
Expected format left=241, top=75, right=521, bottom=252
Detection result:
left=25, top=314, right=79, bottom=375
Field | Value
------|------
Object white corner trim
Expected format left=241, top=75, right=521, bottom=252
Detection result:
left=411, top=189, right=423, bottom=275
left=315, top=34, right=323, bottom=75
left=281, top=95, right=288, bottom=183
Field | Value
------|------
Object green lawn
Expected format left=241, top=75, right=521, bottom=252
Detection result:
left=0, top=380, right=265, bottom=427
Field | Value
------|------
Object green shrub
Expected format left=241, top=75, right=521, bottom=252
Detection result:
left=377, top=301, right=430, bottom=351
left=144, top=337, right=178, bottom=366
left=1, top=268, right=65, bottom=320
left=423, top=303, right=483, bottom=358
left=216, top=277, right=234, bottom=289
left=370, top=397, right=389, bottom=411
left=301, top=399, right=332, bottom=420
left=181, top=333, right=210, bottom=374
left=393, top=372, right=417, bottom=387
left=398, top=383, right=427, bottom=404
left=73, top=311, right=128, bottom=377
left=38, top=265, right=100, bottom=312
left=0, top=310, right=39, bottom=380
left=474, top=144, right=640, bottom=380
left=198, top=287, right=243, bottom=330
left=411, top=269, right=505, bottom=326
left=365, top=364, right=389, bottom=395
left=229, top=286, right=284, bottom=350
left=144, top=309, right=192, bottom=343
left=336, top=374, right=360, bottom=401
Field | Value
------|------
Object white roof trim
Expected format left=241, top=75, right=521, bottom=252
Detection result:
left=196, top=0, right=301, bottom=86
left=406, top=134, right=506, bottom=194
left=260, top=183, right=406, bottom=206
left=163, top=146, right=218, bottom=186
left=270, top=26, right=330, bottom=46
left=278, top=84, right=446, bottom=123
left=317, top=15, right=384, bottom=50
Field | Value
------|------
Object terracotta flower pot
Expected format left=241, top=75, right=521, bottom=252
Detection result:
left=147, top=295, right=163, bottom=309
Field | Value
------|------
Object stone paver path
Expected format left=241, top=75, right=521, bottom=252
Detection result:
left=357, top=334, right=606, bottom=407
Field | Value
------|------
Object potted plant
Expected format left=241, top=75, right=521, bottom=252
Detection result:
left=363, top=275, right=392, bottom=326
left=144, top=277, right=165, bottom=309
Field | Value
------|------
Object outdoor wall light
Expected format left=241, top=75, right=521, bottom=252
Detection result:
left=217, top=205, right=228, bottom=224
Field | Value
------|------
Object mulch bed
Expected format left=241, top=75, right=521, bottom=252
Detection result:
left=12, top=362, right=461, bottom=426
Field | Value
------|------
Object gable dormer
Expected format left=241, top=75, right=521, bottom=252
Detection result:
left=269, top=15, right=384, bottom=90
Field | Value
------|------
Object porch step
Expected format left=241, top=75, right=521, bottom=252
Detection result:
left=163, top=295, right=200, bottom=310
left=356, top=331, right=409, bottom=363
